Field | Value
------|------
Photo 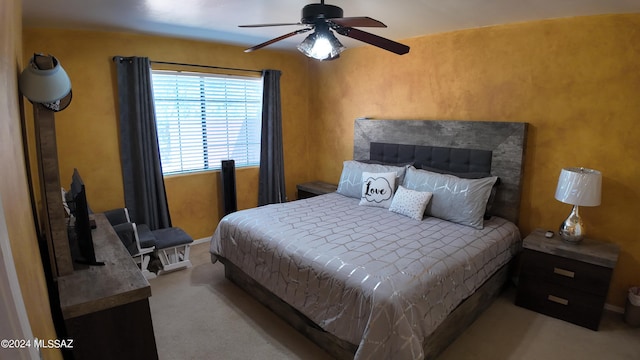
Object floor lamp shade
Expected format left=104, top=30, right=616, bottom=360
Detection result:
left=554, top=167, right=602, bottom=243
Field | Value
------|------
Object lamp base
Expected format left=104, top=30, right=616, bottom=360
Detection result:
left=559, top=205, right=585, bottom=243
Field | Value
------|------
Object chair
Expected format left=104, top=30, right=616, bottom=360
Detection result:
left=151, top=227, right=193, bottom=275
left=64, top=168, right=192, bottom=277
left=104, top=208, right=157, bottom=280
left=104, top=208, right=194, bottom=277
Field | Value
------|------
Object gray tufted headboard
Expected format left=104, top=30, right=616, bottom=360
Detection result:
left=353, top=119, right=528, bottom=224
left=369, top=142, right=493, bottom=174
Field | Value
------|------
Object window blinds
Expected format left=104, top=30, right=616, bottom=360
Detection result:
left=152, top=70, right=263, bottom=175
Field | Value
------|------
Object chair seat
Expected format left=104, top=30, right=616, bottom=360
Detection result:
left=152, top=227, right=193, bottom=274
left=104, top=207, right=192, bottom=277
left=152, top=227, right=193, bottom=249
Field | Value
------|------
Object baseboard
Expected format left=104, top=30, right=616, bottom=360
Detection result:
left=192, top=237, right=210, bottom=245
left=605, top=303, right=625, bottom=314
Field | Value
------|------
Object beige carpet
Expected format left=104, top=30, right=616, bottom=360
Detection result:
left=149, top=243, right=640, bottom=359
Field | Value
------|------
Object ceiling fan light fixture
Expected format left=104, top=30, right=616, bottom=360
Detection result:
left=241, top=1, right=409, bottom=56
left=297, top=29, right=345, bottom=61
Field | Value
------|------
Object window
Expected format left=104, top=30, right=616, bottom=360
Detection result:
left=151, top=70, right=263, bottom=175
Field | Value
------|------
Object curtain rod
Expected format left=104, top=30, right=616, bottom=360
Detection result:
left=150, top=60, right=263, bottom=74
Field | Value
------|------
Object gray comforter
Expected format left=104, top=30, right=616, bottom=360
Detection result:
left=210, top=192, right=520, bottom=359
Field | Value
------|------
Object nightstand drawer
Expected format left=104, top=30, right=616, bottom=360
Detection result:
left=520, top=249, right=613, bottom=296
left=516, top=275, right=605, bottom=330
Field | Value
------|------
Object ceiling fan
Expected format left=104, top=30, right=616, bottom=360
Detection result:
left=239, top=0, right=410, bottom=60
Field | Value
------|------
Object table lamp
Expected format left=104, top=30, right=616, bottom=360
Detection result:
left=554, top=167, right=602, bottom=243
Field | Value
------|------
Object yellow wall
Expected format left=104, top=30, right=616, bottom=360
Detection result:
left=309, top=14, right=640, bottom=307
left=22, top=29, right=311, bottom=240
left=1, top=0, right=61, bottom=358
left=21, top=13, right=639, bottom=309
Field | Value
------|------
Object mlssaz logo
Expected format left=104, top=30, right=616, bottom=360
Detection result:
left=34, top=338, right=74, bottom=349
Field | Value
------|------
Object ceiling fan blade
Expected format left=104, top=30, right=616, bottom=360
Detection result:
left=244, top=28, right=312, bottom=53
left=336, top=27, right=409, bottom=55
left=330, top=17, right=386, bottom=28
left=239, top=22, right=303, bottom=28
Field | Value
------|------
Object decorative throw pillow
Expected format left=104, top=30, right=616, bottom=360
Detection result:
left=421, top=165, right=501, bottom=219
left=402, top=167, right=498, bottom=229
left=389, top=186, right=433, bottom=220
left=359, top=172, right=396, bottom=208
left=336, top=160, right=408, bottom=199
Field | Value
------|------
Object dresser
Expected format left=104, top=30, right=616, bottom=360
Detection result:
left=58, top=213, right=158, bottom=359
left=515, top=228, right=619, bottom=330
left=30, top=103, right=157, bottom=359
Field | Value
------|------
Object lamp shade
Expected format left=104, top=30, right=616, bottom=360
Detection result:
left=19, top=54, right=71, bottom=104
left=554, top=167, right=602, bottom=206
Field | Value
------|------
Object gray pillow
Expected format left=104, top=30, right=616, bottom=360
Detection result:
left=420, top=165, right=491, bottom=179
left=336, top=160, right=408, bottom=199
left=421, top=165, right=501, bottom=219
left=402, top=167, right=498, bottom=229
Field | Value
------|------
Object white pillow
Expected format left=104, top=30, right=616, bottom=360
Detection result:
left=359, top=172, right=396, bottom=208
left=389, top=186, right=433, bottom=220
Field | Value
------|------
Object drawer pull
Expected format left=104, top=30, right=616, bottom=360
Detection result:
left=553, top=267, right=575, bottom=278
left=547, top=295, right=569, bottom=306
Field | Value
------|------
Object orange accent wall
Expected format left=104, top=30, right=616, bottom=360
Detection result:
left=22, top=29, right=311, bottom=241
left=1, top=1, right=61, bottom=358
left=308, top=14, right=640, bottom=307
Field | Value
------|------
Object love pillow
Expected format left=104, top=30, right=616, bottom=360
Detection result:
left=359, top=172, right=396, bottom=208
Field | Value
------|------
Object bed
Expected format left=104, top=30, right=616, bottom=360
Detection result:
left=210, top=119, right=528, bottom=359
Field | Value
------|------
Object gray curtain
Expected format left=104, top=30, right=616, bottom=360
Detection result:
left=258, top=70, right=286, bottom=206
left=114, top=56, right=172, bottom=229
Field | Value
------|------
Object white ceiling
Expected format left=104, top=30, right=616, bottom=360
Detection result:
left=22, top=0, right=640, bottom=53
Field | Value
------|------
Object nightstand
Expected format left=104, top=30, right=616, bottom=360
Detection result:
left=296, top=181, right=337, bottom=199
left=515, top=228, right=619, bottom=330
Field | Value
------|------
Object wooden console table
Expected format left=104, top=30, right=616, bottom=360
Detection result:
left=57, top=213, right=158, bottom=359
